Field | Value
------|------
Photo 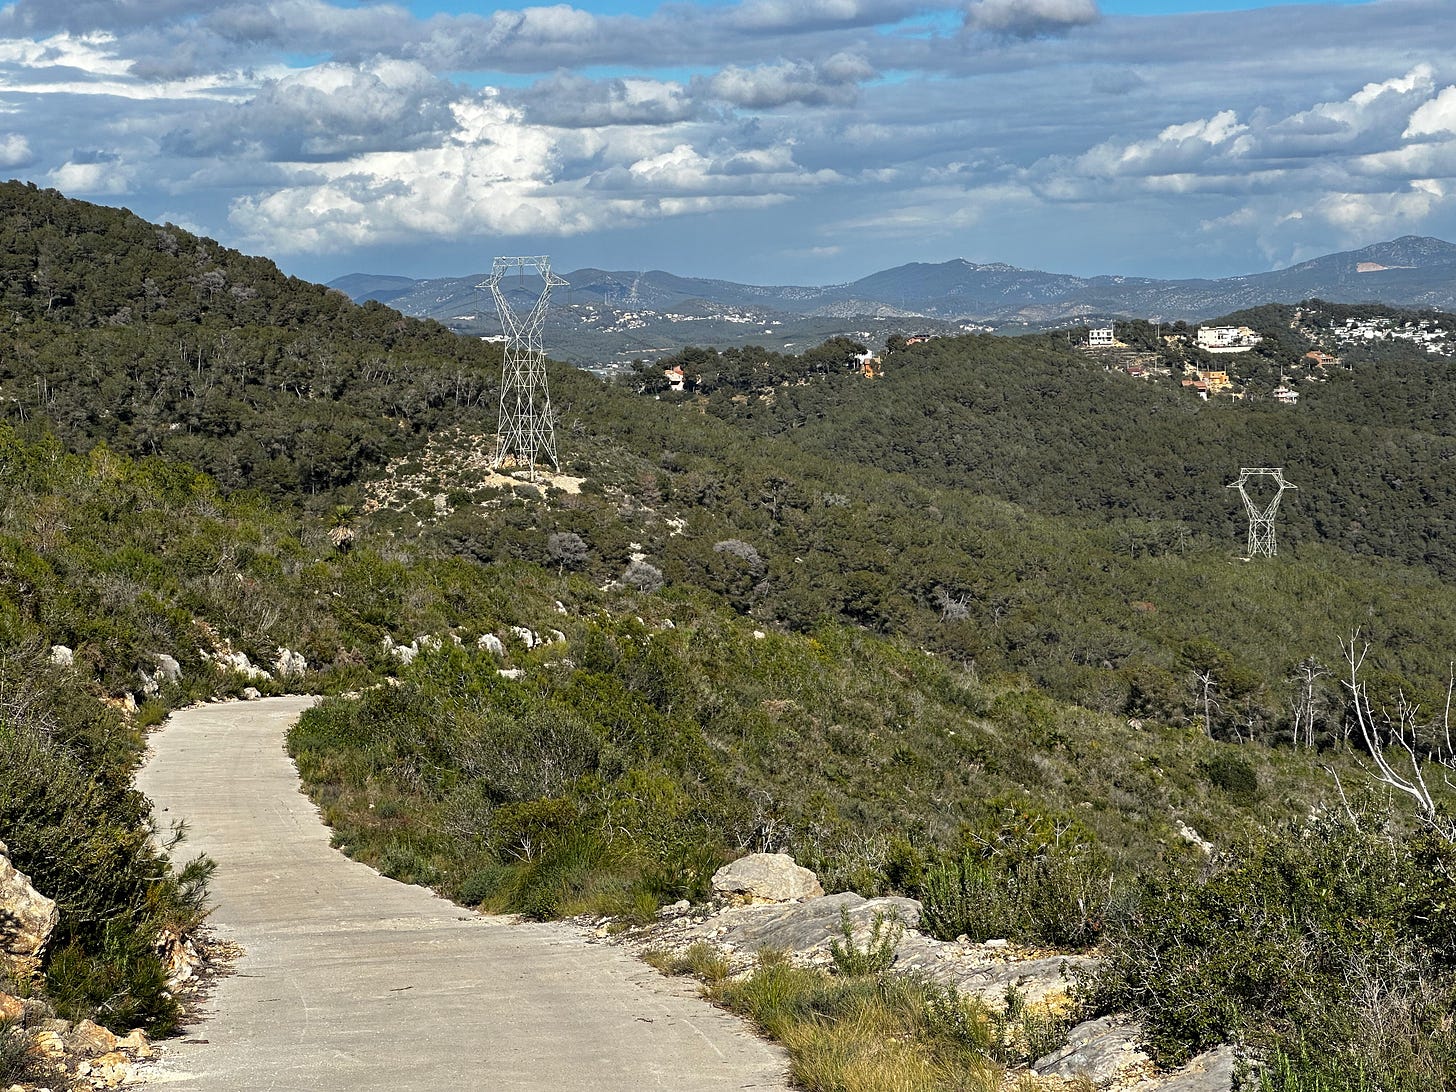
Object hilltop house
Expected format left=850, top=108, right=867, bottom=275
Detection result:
left=1196, top=326, right=1262, bottom=353
left=1088, top=326, right=1116, bottom=348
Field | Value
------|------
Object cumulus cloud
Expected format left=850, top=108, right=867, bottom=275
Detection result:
left=1406, top=85, right=1456, bottom=139
left=162, top=59, right=456, bottom=160
left=227, top=88, right=837, bottom=254
left=513, top=73, right=698, bottom=128
left=965, top=0, right=1098, bottom=38
left=47, top=157, right=132, bottom=195
left=702, top=53, right=875, bottom=108
left=0, top=134, right=34, bottom=168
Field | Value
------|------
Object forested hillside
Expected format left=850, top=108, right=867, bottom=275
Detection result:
left=6, top=187, right=1456, bottom=1090
left=0, top=181, right=498, bottom=498
left=660, top=325, right=1456, bottom=579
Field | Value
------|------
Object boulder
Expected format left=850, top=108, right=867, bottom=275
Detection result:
left=219, top=650, right=269, bottom=681
left=711, top=853, right=824, bottom=902
left=117, top=1029, right=153, bottom=1059
left=48, top=645, right=74, bottom=668
left=241, top=686, right=262, bottom=701
left=274, top=647, right=307, bottom=678
left=509, top=625, right=538, bottom=648
left=152, top=653, right=183, bottom=685
left=0, top=992, right=23, bottom=1021
left=0, top=840, right=58, bottom=979
left=67, top=1019, right=118, bottom=1055
left=478, top=633, right=506, bottom=657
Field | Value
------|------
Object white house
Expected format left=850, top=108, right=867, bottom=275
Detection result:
left=1196, top=326, right=1263, bottom=353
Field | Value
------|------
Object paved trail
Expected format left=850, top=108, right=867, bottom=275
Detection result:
left=136, top=697, right=788, bottom=1091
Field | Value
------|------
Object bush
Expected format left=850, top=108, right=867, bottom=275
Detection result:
left=1093, top=807, right=1456, bottom=1083
left=919, top=849, right=1112, bottom=950
left=829, top=908, right=905, bottom=977
left=1201, top=753, right=1259, bottom=801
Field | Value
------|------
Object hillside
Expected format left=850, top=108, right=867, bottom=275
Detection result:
left=6, top=186, right=1456, bottom=1090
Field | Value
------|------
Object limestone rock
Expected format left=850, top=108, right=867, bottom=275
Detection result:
left=156, top=926, right=202, bottom=989
left=274, top=647, right=307, bottom=678
left=383, top=635, right=418, bottom=665
left=711, top=853, right=824, bottom=902
left=241, top=686, right=262, bottom=701
left=117, top=1029, right=153, bottom=1059
left=152, top=653, right=182, bottom=685
left=1033, top=1015, right=1150, bottom=1085
left=1154, top=1044, right=1238, bottom=1091
left=509, top=625, right=538, bottom=648
left=83, top=1049, right=135, bottom=1087
left=32, top=1029, right=64, bottom=1058
left=707, top=891, right=919, bottom=952
left=0, top=840, right=58, bottom=979
left=218, top=650, right=269, bottom=681
left=0, top=992, right=23, bottom=1021
left=48, top=644, right=74, bottom=668
left=478, top=633, right=506, bottom=657
left=67, top=1018, right=119, bottom=1055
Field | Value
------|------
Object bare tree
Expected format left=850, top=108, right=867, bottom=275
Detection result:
left=1337, top=632, right=1456, bottom=842
left=1289, top=656, right=1329, bottom=750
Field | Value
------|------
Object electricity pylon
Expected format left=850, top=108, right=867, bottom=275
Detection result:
left=1227, top=467, right=1296, bottom=557
left=479, top=256, right=566, bottom=481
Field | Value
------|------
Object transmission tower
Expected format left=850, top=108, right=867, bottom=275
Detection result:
left=1227, top=467, right=1296, bottom=557
left=479, top=256, right=567, bottom=481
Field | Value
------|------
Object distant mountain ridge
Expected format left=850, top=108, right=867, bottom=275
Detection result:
left=331, top=236, right=1456, bottom=328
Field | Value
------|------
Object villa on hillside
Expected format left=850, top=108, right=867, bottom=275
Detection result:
left=1196, top=325, right=1263, bottom=353
left=1088, top=325, right=1116, bottom=348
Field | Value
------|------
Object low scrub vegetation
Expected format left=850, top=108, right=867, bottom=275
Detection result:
left=1092, top=803, right=1456, bottom=1089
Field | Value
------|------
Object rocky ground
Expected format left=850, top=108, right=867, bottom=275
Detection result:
left=597, top=853, right=1240, bottom=1092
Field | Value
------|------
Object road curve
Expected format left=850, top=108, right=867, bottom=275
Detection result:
left=136, top=696, right=789, bottom=1091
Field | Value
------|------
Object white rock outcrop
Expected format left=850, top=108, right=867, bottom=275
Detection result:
left=0, top=839, right=59, bottom=979
left=274, top=647, right=307, bottom=678
left=711, top=853, right=824, bottom=903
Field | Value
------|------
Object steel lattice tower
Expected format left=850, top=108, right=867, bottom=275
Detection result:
left=1227, top=467, right=1296, bottom=557
left=479, top=256, right=567, bottom=481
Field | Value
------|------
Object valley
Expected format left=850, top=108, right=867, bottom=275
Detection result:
left=3, top=183, right=1456, bottom=1092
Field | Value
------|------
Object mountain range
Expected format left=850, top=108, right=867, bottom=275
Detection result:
left=331, top=235, right=1456, bottom=335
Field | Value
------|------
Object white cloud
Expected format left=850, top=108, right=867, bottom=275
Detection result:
left=703, top=53, right=875, bottom=108
left=0, top=133, right=33, bottom=167
left=1406, top=85, right=1456, bottom=139
left=46, top=159, right=132, bottom=194
left=965, top=0, right=1097, bottom=38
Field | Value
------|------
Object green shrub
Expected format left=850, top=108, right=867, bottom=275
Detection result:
left=1093, top=807, right=1456, bottom=1082
left=919, top=849, right=1111, bottom=950
left=1201, top=753, right=1259, bottom=801
left=829, top=908, right=905, bottom=977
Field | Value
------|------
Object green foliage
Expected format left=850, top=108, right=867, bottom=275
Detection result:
left=1094, top=806, right=1456, bottom=1085
left=1201, top=753, right=1259, bottom=801
left=644, top=942, right=731, bottom=986
left=919, top=805, right=1115, bottom=949
left=828, top=908, right=905, bottom=977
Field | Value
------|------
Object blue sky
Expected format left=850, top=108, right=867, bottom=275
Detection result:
left=0, top=0, right=1451, bottom=287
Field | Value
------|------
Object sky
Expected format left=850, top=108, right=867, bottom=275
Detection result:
left=0, top=0, right=1453, bottom=286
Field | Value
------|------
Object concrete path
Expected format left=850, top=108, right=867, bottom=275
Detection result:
left=136, top=697, right=789, bottom=1091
